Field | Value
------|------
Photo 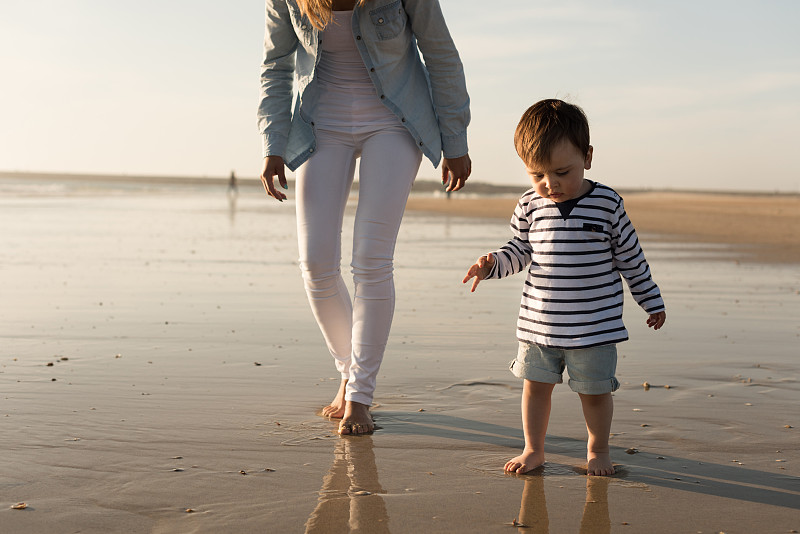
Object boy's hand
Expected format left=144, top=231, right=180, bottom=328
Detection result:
left=463, top=253, right=495, bottom=292
left=647, top=311, right=666, bottom=330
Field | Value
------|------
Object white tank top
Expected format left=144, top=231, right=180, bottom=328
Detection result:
left=306, top=10, right=399, bottom=132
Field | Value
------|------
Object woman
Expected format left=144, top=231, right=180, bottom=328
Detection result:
left=258, top=0, right=471, bottom=435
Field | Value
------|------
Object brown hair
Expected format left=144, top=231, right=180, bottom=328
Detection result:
left=297, top=0, right=371, bottom=30
left=514, top=99, right=590, bottom=167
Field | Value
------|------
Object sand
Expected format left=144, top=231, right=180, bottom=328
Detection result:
left=1, top=176, right=798, bottom=533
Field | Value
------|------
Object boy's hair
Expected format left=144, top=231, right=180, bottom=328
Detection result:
left=514, top=99, right=591, bottom=167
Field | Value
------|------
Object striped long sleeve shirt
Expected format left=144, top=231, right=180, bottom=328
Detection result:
left=487, top=181, right=665, bottom=349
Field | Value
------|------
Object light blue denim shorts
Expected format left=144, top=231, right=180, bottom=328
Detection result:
left=509, top=342, right=620, bottom=395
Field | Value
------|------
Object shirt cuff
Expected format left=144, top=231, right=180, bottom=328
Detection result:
left=262, top=132, right=288, bottom=159
left=441, top=132, right=468, bottom=160
left=486, top=254, right=501, bottom=279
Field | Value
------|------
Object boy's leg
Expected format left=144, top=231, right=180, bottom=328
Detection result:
left=564, top=344, right=618, bottom=476
left=578, top=392, right=615, bottom=476
left=505, top=380, right=555, bottom=474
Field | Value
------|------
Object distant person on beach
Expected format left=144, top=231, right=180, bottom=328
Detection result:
left=463, top=99, right=666, bottom=475
left=258, top=0, right=471, bottom=435
left=228, top=170, right=238, bottom=193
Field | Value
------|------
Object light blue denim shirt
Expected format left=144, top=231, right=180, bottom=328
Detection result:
left=257, top=0, right=470, bottom=171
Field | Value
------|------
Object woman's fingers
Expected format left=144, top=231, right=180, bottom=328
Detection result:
left=261, top=156, right=288, bottom=201
left=261, top=175, right=285, bottom=202
left=442, top=154, right=472, bottom=192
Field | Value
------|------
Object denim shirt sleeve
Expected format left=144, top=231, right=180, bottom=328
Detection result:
left=404, top=0, right=470, bottom=159
left=257, top=0, right=299, bottom=159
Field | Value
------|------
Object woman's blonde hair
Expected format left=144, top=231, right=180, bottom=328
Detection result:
left=297, top=0, right=370, bottom=30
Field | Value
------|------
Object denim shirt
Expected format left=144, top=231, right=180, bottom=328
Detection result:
left=258, top=0, right=470, bottom=171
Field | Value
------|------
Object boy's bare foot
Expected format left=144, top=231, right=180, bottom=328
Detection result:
left=338, top=401, right=374, bottom=435
left=586, top=452, right=615, bottom=476
left=504, top=449, right=545, bottom=474
left=320, top=379, right=347, bottom=419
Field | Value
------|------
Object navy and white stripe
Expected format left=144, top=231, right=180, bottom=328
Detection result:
left=487, top=182, right=665, bottom=349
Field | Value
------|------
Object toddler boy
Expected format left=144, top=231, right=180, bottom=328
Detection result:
left=463, top=99, right=666, bottom=475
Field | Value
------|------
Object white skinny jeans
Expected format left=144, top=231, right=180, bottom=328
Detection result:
left=295, top=125, right=422, bottom=406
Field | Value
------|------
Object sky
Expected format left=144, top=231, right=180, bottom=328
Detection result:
left=1, top=0, right=799, bottom=192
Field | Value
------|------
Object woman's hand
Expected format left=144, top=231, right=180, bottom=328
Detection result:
left=462, top=253, right=495, bottom=292
left=442, top=153, right=472, bottom=192
left=261, top=155, right=288, bottom=201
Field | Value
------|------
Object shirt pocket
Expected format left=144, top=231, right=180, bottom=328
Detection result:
left=287, top=3, right=314, bottom=45
left=580, top=222, right=612, bottom=250
left=369, top=0, right=407, bottom=40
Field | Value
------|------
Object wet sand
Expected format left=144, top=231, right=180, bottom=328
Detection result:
left=1, top=177, right=798, bottom=533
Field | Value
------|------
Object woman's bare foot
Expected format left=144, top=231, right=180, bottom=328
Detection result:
left=321, top=379, right=347, bottom=419
left=338, top=401, right=374, bottom=435
left=504, top=448, right=545, bottom=474
left=586, top=451, right=615, bottom=476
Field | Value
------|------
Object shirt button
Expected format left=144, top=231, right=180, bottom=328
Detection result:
left=309, top=148, right=314, bottom=153
left=301, top=24, right=307, bottom=30
left=378, top=17, right=384, bottom=24
left=370, top=67, right=375, bottom=72
left=401, top=118, right=406, bottom=122
left=418, top=141, right=423, bottom=146
left=356, top=35, right=362, bottom=40
left=380, top=94, right=385, bottom=99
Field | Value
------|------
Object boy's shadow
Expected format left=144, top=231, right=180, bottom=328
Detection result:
left=304, top=436, right=390, bottom=534
left=374, top=411, right=800, bottom=510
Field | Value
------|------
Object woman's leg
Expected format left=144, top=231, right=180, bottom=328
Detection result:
left=295, top=129, right=358, bottom=418
left=340, top=126, right=422, bottom=433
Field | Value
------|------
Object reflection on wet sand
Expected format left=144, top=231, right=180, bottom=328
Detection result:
left=305, top=437, right=389, bottom=534
left=227, top=187, right=238, bottom=225
left=515, top=473, right=611, bottom=534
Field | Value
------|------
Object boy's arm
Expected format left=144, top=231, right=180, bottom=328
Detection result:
left=610, top=198, right=666, bottom=316
left=488, top=198, right=534, bottom=278
left=463, top=197, right=534, bottom=290
left=486, top=237, right=532, bottom=279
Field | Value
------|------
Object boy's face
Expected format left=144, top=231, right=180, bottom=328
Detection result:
left=526, top=140, right=593, bottom=203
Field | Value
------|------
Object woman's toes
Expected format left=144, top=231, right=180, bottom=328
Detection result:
left=338, top=420, right=374, bottom=435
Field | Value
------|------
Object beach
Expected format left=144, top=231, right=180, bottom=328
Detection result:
left=1, top=176, right=798, bottom=533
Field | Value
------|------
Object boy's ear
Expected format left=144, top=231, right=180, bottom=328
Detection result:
left=584, top=146, right=593, bottom=170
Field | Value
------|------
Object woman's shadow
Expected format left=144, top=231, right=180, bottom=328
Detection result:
left=304, top=436, right=390, bottom=534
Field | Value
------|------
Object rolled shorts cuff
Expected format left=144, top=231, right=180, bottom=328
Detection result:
left=509, top=359, right=563, bottom=384
left=568, top=377, right=620, bottom=395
